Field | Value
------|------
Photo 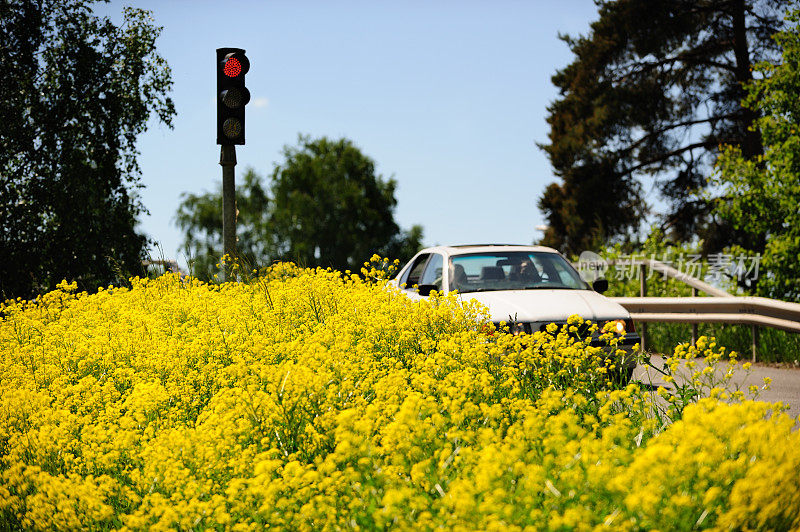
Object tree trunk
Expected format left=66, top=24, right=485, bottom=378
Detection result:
left=731, top=0, right=763, bottom=160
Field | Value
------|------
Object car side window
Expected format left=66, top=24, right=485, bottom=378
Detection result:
left=399, top=254, right=430, bottom=288
left=419, top=253, right=443, bottom=290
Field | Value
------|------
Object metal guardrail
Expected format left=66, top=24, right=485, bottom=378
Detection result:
left=613, top=296, right=800, bottom=332
left=595, top=259, right=800, bottom=361
left=613, top=258, right=734, bottom=298
left=612, top=296, right=800, bottom=362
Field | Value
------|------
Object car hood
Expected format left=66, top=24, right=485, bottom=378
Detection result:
left=460, top=289, right=630, bottom=323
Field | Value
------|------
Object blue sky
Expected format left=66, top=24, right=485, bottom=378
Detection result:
left=101, top=1, right=599, bottom=266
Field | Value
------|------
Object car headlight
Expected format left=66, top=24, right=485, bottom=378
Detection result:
left=604, top=319, right=627, bottom=335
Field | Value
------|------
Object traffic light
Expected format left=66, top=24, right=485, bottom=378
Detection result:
left=217, top=47, right=250, bottom=145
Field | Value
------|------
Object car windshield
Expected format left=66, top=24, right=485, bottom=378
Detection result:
left=449, top=251, right=589, bottom=293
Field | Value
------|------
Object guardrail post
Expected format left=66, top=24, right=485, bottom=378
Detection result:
left=640, top=263, right=647, bottom=352
left=691, top=287, right=698, bottom=347
left=751, top=325, right=758, bottom=363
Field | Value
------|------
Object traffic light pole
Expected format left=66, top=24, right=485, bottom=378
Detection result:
left=220, top=145, right=237, bottom=280
left=216, top=47, right=249, bottom=281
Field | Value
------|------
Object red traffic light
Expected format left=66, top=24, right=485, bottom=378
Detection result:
left=222, top=53, right=249, bottom=78
left=223, top=57, right=241, bottom=77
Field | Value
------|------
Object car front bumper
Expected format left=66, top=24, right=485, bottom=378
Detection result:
left=493, top=321, right=642, bottom=371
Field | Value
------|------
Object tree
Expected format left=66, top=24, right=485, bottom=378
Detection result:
left=175, top=136, right=423, bottom=279
left=714, top=10, right=800, bottom=301
left=175, top=168, right=271, bottom=280
left=538, top=0, right=787, bottom=255
left=0, top=1, right=175, bottom=299
left=268, top=136, right=423, bottom=271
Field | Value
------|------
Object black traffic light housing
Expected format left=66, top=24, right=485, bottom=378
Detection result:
left=217, top=47, right=250, bottom=145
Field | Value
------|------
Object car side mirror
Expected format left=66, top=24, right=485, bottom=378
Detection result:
left=417, top=284, right=438, bottom=296
left=592, top=278, right=609, bottom=293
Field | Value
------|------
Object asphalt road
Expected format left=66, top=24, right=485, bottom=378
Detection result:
left=633, top=354, right=800, bottom=421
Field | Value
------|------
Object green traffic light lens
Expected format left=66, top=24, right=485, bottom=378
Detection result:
left=223, top=118, right=242, bottom=139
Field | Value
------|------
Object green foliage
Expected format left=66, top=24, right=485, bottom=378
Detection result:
left=539, top=0, right=785, bottom=254
left=0, top=0, right=175, bottom=299
left=598, top=231, right=703, bottom=355
left=714, top=9, right=800, bottom=303
left=269, top=135, right=423, bottom=272
left=175, top=136, right=423, bottom=280
left=175, top=169, right=271, bottom=280
left=596, top=229, right=799, bottom=362
left=599, top=229, right=701, bottom=299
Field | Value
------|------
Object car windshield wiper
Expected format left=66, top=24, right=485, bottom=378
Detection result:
left=462, top=286, right=582, bottom=292
left=520, top=285, right=579, bottom=290
left=465, top=288, right=502, bottom=293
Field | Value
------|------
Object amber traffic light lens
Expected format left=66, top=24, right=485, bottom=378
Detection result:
left=221, top=88, right=243, bottom=108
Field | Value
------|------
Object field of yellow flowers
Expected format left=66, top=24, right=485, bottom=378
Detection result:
left=1, top=260, right=799, bottom=530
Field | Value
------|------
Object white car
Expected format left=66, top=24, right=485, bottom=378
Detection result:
left=391, top=244, right=640, bottom=380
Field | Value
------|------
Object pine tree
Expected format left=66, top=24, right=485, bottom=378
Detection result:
left=539, top=0, right=787, bottom=254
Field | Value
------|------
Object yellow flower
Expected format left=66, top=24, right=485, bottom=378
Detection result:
left=1, top=264, right=797, bottom=529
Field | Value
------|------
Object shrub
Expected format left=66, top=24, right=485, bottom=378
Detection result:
left=0, top=266, right=796, bottom=529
